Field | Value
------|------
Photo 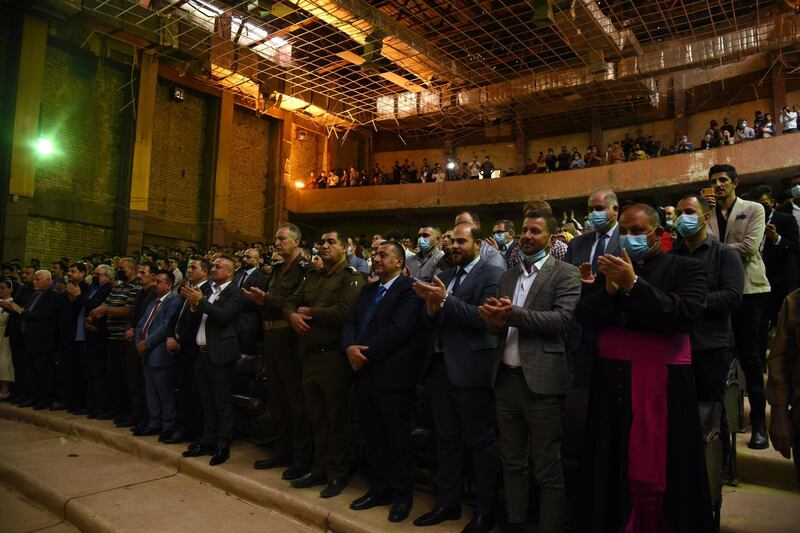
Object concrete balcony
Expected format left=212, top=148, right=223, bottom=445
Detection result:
left=287, top=134, right=800, bottom=216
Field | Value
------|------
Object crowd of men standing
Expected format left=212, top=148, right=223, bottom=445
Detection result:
left=2, top=162, right=800, bottom=532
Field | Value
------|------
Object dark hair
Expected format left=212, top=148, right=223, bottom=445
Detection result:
left=52, top=261, right=67, bottom=272
left=455, top=222, right=483, bottom=242
left=494, top=219, right=515, bottom=233
left=156, top=270, right=175, bottom=286
left=68, top=262, right=87, bottom=274
left=379, top=241, right=406, bottom=268
left=191, top=258, right=211, bottom=273
left=708, top=164, right=738, bottom=182
left=140, top=260, right=158, bottom=274
left=0, top=279, right=12, bottom=291
left=523, top=210, right=559, bottom=236
left=459, top=210, right=481, bottom=226
left=621, top=203, right=661, bottom=229
left=678, top=194, right=711, bottom=213
left=748, top=184, right=773, bottom=200
left=321, top=229, right=348, bottom=246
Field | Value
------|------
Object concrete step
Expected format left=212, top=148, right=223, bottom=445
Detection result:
left=0, top=404, right=468, bottom=533
left=0, top=482, right=80, bottom=533
left=736, top=396, right=798, bottom=491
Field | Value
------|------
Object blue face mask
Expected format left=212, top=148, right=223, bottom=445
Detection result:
left=792, top=184, right=800, bottom=199
left=311, top=247, right=318, bottom=256
left=493, top=232, right=507, bottom=247
left=665, top=219, right=674, bottom=229
left=519, top=247, right=547, bottom=265
left=619, top=230, right=657, bottom=262
left=417, top=236, right=431, bottom=252
left=346, top=247, right=354, bottom=258
left=675, top=213, right=702, bottom=238
left=589, top=210, right=609, bottom=230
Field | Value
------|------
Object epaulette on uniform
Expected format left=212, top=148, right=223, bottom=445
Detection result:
left=345, top=265, right=359, bottom=274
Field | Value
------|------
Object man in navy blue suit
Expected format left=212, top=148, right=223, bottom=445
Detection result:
left=342, top=241, right=422, bottom=523
left=412, top=223, right=504, bottom=533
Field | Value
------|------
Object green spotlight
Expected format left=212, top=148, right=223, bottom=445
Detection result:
left=35, top=138, right=54, bottom=156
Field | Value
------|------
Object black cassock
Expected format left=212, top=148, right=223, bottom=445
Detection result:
left=575, top=251, right=714, bottom=532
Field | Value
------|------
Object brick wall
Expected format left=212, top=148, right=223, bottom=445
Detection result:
left=26, top=216, right=113, bottom=263
left=227, top=106, right=269, bottom=238
left=26, top=39, right=128, bottom=261
left=290, top=126, right=319, bottom=185
left=147, top=79, right=207, bottom=226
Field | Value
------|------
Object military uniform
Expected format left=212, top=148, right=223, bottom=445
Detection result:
left=262, top=256, right=312, bottom=465
left=283, top=259, right=364, bottom=481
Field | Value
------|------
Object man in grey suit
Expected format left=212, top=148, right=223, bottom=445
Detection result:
left=180, top=256, right=245, bottom=466
left=565, top=188, right=621, bottom=389
left=133, top=271, right=180, bottom=442
left=480, top=210, right=581, bottom=533
left=412, top=222, right=504, bottom=533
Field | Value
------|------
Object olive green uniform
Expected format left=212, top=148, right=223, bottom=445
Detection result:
left=262, top=256, right=312, bottom=464
left=284, top=259, right=364, bottom=480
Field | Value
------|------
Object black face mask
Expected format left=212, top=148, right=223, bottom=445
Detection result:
left=761, top=203, right=772, bottom=218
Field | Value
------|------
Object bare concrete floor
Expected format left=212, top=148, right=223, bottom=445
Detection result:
left=1, top=406, right=799, bottom=532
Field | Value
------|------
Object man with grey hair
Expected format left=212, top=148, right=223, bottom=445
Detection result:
left=406, top=225, right=445, bottom=282
left=0, top=270, right=60, bottom=409
left=246, top=223, right=314, bottom=480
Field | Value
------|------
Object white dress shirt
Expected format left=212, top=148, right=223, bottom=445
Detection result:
left=502, top=254, right=550, bottom=367
left=196, top=280, right=231, bottom=347
left=589, top=222, right=618, bottom=261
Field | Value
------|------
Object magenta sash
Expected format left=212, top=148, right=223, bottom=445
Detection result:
left=597, top=327, right=692, bottom=533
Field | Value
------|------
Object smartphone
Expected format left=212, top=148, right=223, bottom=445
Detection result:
left=701, top=187, right=715, bottom=196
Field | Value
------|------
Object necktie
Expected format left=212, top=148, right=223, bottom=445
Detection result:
left=591, top=233, right=608, bottom=274
left=356, top=285, right=387, bottom=343
left=451, top=268, right=465, bottom=293
left=238, top=271, right=248, bottom=288
left=140, top=299, right=161, bottom=340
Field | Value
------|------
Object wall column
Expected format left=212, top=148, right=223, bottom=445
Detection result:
left=590, top=111, right=603, bottom=149
left=2, top=15, right=47, bottom=261
left=772, top=56, right=786, bottom=135
left=514, top=129, right=526, bottom=173
left=210, top=90, right=233, bottom=246
left=673, top=75, right=687, bottom=144
left=125, top=50, right=158, bottom=254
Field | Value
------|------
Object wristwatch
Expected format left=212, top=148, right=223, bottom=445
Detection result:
left=623, top=275, right=638, bottom=296
left=439, top=296, right=448, bottom=308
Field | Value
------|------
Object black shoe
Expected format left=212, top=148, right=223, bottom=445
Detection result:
left=461, top=512, right=495, bottom=533
left=282, top=463, right=311, bottom=480
left=163, top=431, right=191, bottom=445
left=96, top=411, right=114, bottom=420
left=115, top=417, right=137, bottom=428
left=131, top=421, right=148, bottom=434
left=209, top=447, right=230, bottom=466
left=9, top=395, right=24, bottom=405
left=74, top=407, right=88, bottom=416
left=503, top=523, right=527, bottom=533
left=253, top=454, right=291, bottom=470
left=748, top=422, right=769, bottom=450
left=158, top=429, right=174, bottom=443
left=350, top=492, right=391, bottom=510
left=290, top=471, right=327, bottom=489
left=49, top=401, right=65, bottom=411
left=182, top=443, right=215, bottom=458
left=18, top=399, right=36, bottom=408
left=389, top=502, right=412, bottom=523
left=413, top=506, right=462, bottom=527
left=133, top=426, right=161, bottom=437
left=86, top=411, right=98, bottom=419
left=320, top=478, right=347, bottom=499
left=32, top=400, right=52, bottom=411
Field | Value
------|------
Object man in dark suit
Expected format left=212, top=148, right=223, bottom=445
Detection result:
left=233, top=248, right=268, bottom=357
left=165, top=258, right=212, bottom=444
left=480, top=211, right=582, bottom=533
left=565, top=189, right=621, bottom=389
left=58, top=262, right=91, bottom=412
left=77, top=265, right=114, bottom=416
left=750, top=185, right=800, bottom=362
left=412, top=223, right=504, bottom=533
left=134, top=271, right=181, bottom=441
left=342, top=241, right=422, bottom=523
left=7, top=266, right=34, bottom=404
left=180, top=256, right=244, bottom=466
left=1, top=270, right=60, bottom=409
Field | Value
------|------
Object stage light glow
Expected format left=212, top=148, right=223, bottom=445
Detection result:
left=35, top=138, right=54, bottom=156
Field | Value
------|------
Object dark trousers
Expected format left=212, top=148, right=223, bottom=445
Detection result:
left=429, top=356, right=499, bottom=514
left=264, top=328, right=312, bottom=464
left=125, top=344, right=147, bottom=423
left=758, top=282, right=795, bottom=361
left=238, top=330, right=259, bottom=356
left=732, top=293, right=768, bottom=423
left=27, top=350, right=54, bottom=402
left=176, top=346, right=203, bottom=440
left=64, top=341, right=86, bottom=409
left=495, top=369, right=565, bottom=532
left=302, top=349, right=352, bottom=481
left=196, top=350, right=234, bottom=449
left=106, top=339, right=129, bottom=416
left=693, top=348, right=732, bottom=480
left=355, top=374, right=415, bottom=505
left=82, top=335, right=107, bottom=413
left=143, top=361, right=177, bottom=431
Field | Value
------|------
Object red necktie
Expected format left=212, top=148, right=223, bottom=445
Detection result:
left=140, top=299, right=161, bottom=340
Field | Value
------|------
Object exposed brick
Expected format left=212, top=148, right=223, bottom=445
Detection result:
left=227, top=106, right=268, bottom=238
left=290, top=127, right=318, bottom=185
left=25, top=216, right=113, bottom=263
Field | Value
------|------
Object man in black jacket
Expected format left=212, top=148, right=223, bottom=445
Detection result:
left=342, top=241, right=422, bottom=523
left=233, top=248, right=268, bottom=358
left=181, top=256, right=244, bottom=466
left=60, top=262, right=91, bottom=412
left=1, top=270, right=60, bottom=409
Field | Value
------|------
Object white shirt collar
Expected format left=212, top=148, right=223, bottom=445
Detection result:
left=597, top=222, right=618, bottom=240
left=213, top=280, right=232, bottom=293
left=244, top=266, right=258, bottom=276
left=459, top=254, right=481, bottom=274
left=379, top=273, right=402, bottom=292
left=520, top=253, right=549, bottom=276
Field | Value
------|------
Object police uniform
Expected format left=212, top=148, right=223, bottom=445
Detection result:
left=262, top=256, right=312, bottom=466
left=283, top=259, right=364, bottom=482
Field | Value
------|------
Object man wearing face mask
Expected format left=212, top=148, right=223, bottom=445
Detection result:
left=489, top=220, right=520, bottom=270
left=575, top=203, right=713, bottom=532
left=346, top=237, right=370, bottom=277
left=406, top=226, right=444, bottom=282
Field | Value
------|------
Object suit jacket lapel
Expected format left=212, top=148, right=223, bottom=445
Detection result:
left=725, top=200, right=744, bottom=243
left=454, top=261, right=483, bottom=296
left=501, top=268, right=520, bottom=299
left=523, top=256, right=555, bottom=308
